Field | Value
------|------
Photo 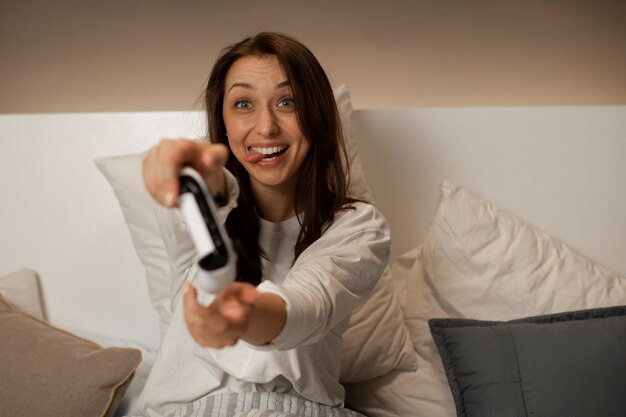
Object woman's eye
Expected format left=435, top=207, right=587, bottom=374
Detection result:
left=235, top=100, right=251, bottom=110
left=278, top=98, right=295, bottom=108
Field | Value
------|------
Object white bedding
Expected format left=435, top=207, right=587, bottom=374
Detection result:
left=1, top=104, right=625, bottom=417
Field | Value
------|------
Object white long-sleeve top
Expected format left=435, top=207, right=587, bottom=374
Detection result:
left=136, top=170, right=390, bottom=417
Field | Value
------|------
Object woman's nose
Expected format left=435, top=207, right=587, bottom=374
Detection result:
left=255, top=106, right=279, bottom=137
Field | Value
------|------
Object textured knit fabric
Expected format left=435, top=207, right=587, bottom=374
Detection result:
left=160, top=392, right=365, bottom=417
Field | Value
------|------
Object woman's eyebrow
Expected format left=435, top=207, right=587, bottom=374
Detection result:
left=228, top=82, right=254, bottom=92
left=227, top=81, right=290, bottom=93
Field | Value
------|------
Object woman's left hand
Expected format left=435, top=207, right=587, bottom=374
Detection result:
left=183, top=282, right=258, bottom=348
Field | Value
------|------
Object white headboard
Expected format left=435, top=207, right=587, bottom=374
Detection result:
left=1, top=106, right=624, bottom=349
left=355, top=107, right=626, bottom=270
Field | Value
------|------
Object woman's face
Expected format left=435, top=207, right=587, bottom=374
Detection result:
left=222, top=55, right=310, bottom=196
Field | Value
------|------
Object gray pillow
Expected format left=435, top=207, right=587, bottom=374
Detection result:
left=429, top=305, right=626, bottom=417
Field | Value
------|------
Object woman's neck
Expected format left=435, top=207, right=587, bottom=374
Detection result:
left=250, top=179, right=299, bottom=223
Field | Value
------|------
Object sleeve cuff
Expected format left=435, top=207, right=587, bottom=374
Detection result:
left=215, top=167, right=239, bottom=224
left=239, top=280, right=300, bottom=351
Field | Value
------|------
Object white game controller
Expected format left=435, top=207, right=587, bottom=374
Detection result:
left=178, top=167, right=237, bottom=298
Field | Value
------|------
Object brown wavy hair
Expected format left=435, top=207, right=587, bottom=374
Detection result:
left=204, top=32, right=354, bottom=286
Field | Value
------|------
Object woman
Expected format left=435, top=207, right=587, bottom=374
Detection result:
left=137, top=32, right=390, bottom=417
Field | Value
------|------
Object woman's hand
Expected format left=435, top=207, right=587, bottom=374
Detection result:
left=142, top=139, right=230, bottom=208
left=183, top=282, right=259, bottom=348
left=183, top=281, right=287, bottom=348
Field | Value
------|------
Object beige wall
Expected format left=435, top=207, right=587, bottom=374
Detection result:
left=1, top=0, right=625, bottom=113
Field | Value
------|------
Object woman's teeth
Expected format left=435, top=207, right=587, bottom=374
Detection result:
left=249, top=146, right=288, bottom=155
left=246, top=145, right=289, bottom=161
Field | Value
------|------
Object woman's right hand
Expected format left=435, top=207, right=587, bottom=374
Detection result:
left=142, top=139, right=230, bottom=208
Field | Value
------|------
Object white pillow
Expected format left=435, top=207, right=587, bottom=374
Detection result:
left=350, top=180, right=626, bottom=417
left=334, top=84, right=373, bottom=203
left=94, top=153, right=172, bottom=339
left=95, top=85, right=415, bottom=383
left=0, top=268, right=45, bottom=320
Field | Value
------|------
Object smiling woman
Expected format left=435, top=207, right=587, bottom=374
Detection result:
left=135, top=32, right=390, bottom=417
left=201, top=33, right=355, bottom=288
left=222, top=55, right=311, bottom=208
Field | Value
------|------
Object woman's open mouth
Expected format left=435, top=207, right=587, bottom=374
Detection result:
left=244, top=145, right=289, bottom=163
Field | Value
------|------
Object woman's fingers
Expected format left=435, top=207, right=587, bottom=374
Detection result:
left=219, top=282, right=259, bottom=306
left=142, top=139, right=229, bottom=207
left=182, top=282, right=258, bottom=348
left=142, top=140, right=180, bottom=207
left=214, top=283, right=258, bottom=325
left=198, top=143, right=230, bottom=174
left=183, top=283, right=230, bottom=347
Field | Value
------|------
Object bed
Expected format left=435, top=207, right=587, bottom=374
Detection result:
left=1, top=86, right=625, bottom=417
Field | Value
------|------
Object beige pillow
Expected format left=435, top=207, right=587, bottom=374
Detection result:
left=0, top=268, right=45, bottom=320
left=344, top=248, right=425, bottom=416
left=340, top=266, right=416, bottom=383
left=95, top=85, right=415, bottom=383
left=0, top=294, right=141, bottom=417
left=334, top=84, right=373, bottom=203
